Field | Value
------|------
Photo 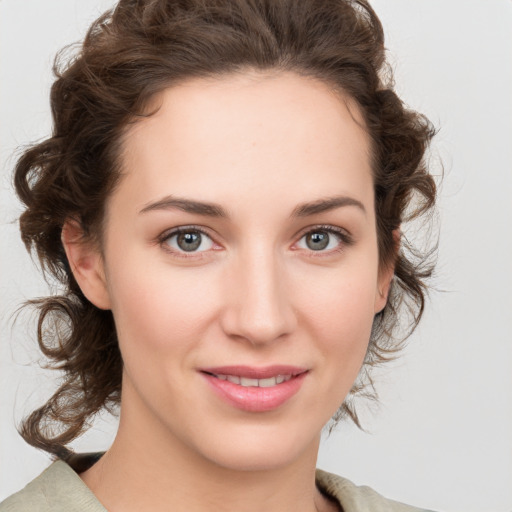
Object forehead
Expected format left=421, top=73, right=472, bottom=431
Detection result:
left=115, top=70, right=374, bottom=218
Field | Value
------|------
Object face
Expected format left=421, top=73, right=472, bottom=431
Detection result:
left=70, top=71, right=393, bottom=472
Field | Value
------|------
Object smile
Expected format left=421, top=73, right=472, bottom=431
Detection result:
left=211, top=374, right=293, bottom=387
left=200, top=366, right=308, bottom=412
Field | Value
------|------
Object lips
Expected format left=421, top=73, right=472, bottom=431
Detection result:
left=213, top=374, right=293, bottom=387
left=199, top=365, right=308, bottom=412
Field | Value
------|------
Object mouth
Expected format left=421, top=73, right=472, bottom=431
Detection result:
left=199, top=365, right=308, bottom=412
left=205, top=373, right=294, bottom=387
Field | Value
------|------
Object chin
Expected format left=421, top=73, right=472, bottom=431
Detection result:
left=192, top=424, right=321, bottom=473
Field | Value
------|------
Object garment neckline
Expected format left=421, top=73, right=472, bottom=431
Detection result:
left=61, top=452, right=345, bottom=511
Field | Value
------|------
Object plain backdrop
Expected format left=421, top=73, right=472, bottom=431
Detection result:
left=1, top=1, right=511, bottom=511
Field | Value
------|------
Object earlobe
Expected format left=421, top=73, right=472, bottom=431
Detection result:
left=61, top=220, right=111, bottom=310
left=374, top=228, right=401, bottom=314
left=374, top=272, right=393, bottom=314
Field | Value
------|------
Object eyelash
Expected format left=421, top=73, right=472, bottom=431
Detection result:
left=157, top=224, right=353, bottom=259
left=296, top=224, right=354, bottom=258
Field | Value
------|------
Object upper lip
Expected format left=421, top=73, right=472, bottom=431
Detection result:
left=199, top=365, right=308, bottom=379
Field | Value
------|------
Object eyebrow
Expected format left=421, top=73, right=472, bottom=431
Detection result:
left=290, top=195, right=366, bottom=217
left=139, top=194, right=366, bottom=218
left=140, top=196, right=228, bottom=217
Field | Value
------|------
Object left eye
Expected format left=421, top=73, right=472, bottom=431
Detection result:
left=296, top=229, right=343, bottom=252
left=163, top=229, right=214, bottom=253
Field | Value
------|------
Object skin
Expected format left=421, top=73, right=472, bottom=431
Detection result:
left=63, top=70, right=394, bottom=512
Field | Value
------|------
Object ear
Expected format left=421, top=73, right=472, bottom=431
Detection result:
left=61, top=220, right=111, bottom=310
left=374, top=228, right=401, bottom=314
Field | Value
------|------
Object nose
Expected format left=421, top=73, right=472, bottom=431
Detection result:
left=220, top=245, right=297, bottom=346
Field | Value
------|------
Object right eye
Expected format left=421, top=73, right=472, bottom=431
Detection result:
left=161, top=227, right=215, bottom=255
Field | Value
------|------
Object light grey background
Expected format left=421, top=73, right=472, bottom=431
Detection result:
left=1, top=1, right=511, bottom=511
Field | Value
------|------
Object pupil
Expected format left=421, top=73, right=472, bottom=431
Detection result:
left=177, top=232, right=201, bottom=251
left=307, top=231, right=329, bottom=251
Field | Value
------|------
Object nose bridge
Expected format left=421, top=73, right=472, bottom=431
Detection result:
left=222, top=239, right=296, bottom=345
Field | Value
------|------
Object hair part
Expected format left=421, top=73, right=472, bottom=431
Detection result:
left=14, top=0, right=437, bottom=459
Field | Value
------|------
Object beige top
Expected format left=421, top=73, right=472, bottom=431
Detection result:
left=0, top=454, right=433, bottom=512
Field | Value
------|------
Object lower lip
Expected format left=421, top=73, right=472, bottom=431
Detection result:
left=201, top=372, right=307, bottom=412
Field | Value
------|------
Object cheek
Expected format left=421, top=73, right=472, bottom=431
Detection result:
left=105, top=255, right=217, bottom=353
left=318, top=292, right=375, bottom=367
left=105, top=261, right=219, bottom=405
left=301, top=262, right=378, bottom=374
left=305, top=264, right=378, bottom=333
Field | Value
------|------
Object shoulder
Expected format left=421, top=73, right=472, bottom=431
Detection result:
left=315, top=469, right=435, bottom=512
left=0, top=458, right=106, bottom=512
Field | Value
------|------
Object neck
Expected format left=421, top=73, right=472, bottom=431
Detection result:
left=79, top=382, right=336, bottom=512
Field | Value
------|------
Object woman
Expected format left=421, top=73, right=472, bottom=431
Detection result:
left=0, top=0, right=437, bottom=510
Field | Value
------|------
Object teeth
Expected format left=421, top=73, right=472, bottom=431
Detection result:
left=240, top=377, right=259, bottom=387
left=215, top=374, right=293, bottom=387
left=258, top=377, right=277, bottom=387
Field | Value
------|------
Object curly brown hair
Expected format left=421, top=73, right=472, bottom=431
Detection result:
left=14, top=0, right=437, bottom=460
